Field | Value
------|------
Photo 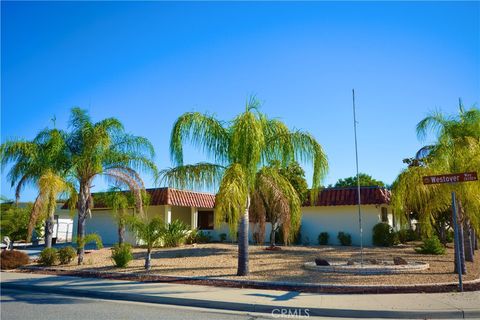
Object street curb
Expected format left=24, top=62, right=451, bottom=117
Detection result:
left=17, top=266, right=480, bottom=294
left=2, top=281, right=479, bottom=319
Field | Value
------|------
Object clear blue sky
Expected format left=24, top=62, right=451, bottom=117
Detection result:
left=1, top=1, right=479, bottom=201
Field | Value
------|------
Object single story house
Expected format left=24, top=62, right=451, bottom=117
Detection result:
left=62, top=186, right=393, bottom=246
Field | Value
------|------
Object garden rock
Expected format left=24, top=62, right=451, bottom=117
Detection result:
left=393, top=257, right=408, bottom=265
left=315, top=258, right=330, bottom=266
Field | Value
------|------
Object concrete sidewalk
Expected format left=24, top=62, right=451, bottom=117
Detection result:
left=1, top=272, right=479, bottom=319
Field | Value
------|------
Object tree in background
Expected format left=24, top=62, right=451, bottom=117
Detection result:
left=162, top=97, right=328, bottom=276
left=0, top=201, right=42, bottom=249
left=333, top=173, right=385, bottom=188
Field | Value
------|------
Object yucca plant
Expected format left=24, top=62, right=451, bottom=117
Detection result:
left=162, top=97, right=328, bottom=275
left=163, top=219, right=189, bottom=247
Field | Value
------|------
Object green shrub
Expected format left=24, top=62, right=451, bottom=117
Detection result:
left=445, top=230, right=454, bottom=243
left=111, top=243, right=133, bottom=267
left=372, top=223, right=398, bottom=246
left=318, top=232, right=329, bottom=245
left=415, top=235, right=445, bottom=255
left=337, top=232, right=352, bottom=246
left=219, top=233, right=227, bottom=242
left=185, top=229, right=198, bottom=244
left=196, top=230, right=212, bottom=243
left=397, top=228, right=419, bottom=243
left=57, top=246, right=77, bottom=265
left=39, top=247, right=58, bottom=266
left=76, top=233, right=103, bottom=250
left=163, top=220, right=188, bottom=247
left=0, top=250, right=30, bottom=269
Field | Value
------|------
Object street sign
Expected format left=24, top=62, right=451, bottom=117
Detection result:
left=422, top=172, right=478, bottom=185
left=422, top=171, right=478, bottom=292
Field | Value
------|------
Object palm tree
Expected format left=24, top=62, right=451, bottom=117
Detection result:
left=250, top=164, right=301, bottom=246
left=96, top=187, right=132, bottom=245
left=162, top=97, right=328, bottom=276
left=63, top=108, right=158, bottom=264
left=393, top=101, right=479, bottom=273
left=1, top=128, right=72, bottom=248
left=127, top=216, right=165, bottom=270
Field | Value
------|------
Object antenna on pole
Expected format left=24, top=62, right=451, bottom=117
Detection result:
left=352, top=89, right=364, bottom=267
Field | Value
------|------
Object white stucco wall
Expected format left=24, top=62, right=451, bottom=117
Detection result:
left=300, top=205, right=391, bottom=246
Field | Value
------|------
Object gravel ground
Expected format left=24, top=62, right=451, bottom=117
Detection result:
left=35, top=243, right=480, bottom=286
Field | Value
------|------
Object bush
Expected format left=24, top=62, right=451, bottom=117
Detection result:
left=219, top=233, right=227, bottom=242
left=185, top=229, right=198, bottom=244
left=163, top=220, right=188, bottom=247
left=337, top=232, right=352, bottom=246
left=39, top=247, right=58, bottom=266
left=318, top=232, right=329, bottom=245
left=372, top=223, right=398, bottom=246
left=58, top=246, right=77, bottom=265
left=0, top=250, right=30, bottom=269
left=415, top=235, right=446, bottom=255
left=111, top=243, right=133, bottom=267
left=196, top=230, right=212, bottom=243
left=397, top=228, right=418, bottom=243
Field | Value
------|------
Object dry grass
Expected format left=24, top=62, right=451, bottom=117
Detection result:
left=42, top=242, right=480, bottom=286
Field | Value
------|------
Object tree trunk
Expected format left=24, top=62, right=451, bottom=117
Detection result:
left=474, top=229, right=478, bottom=250
left=454, top=218, right=466, bottom=274
left=145, top=248, right=151, bottom=270
left=270, top=222, right=276, bottom=247
left=463, top=219, right=474, bottom=262
left=118, top=223, right=125, bottom=245
left=77, top=182, right=90, bottom=265
left=453, top=200, right=466, bottom=275
left=439, top=221, right=446, bottom=246
left=471, top=227, right=475, bottom=255
left=44, top=215, right=54, bottom=248
left=237, top=198, right=250, bottom=276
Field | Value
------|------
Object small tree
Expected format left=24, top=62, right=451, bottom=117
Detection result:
left=334, top=173, right=385, bottom=188
left=0, top=202, right=42, bottom=249
left=128, top=216, right=164, bottom=270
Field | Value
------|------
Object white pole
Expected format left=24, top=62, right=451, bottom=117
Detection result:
left=352, top=89, right=364, bottom=266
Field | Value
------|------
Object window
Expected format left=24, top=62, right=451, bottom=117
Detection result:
left=381, top=207, right=388, bottom=223
left=198, top=211, right=214, bottom=230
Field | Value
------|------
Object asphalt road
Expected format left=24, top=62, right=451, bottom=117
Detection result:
left=1, top=288, right=273, bottom=320
left=1, top=288, right=381, bottom=320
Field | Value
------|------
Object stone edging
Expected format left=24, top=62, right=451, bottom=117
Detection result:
left=303, top=261, right=430, bottom=274
left=14, top=265, right=480, bottom=294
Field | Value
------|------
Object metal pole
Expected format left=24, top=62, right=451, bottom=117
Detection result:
left=452, top=191, right=463, bottom=292
left=352, top=89, right=364, bottom=266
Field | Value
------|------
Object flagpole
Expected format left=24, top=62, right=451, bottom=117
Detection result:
left=352, top=89, right=364, bottom=267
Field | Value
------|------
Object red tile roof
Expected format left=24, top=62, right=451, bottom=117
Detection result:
left=62, top=186, right=389, bottom=210
left=304, top=187, right=391, bottom=206
left=147, top=188, right=215, bottom=208
left=61, top=188, right=216, bottom=209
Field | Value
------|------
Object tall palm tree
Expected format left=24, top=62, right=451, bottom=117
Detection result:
left=393, top=101, right=479, bottom=273
left=63, top=108, right=158, bottom=264
left=162, top=97, right=328, bottom=276
left=1, top=128, right=72, bottom=247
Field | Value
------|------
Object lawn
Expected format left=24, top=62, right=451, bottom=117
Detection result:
left=33, top=243, right=480, bottom=286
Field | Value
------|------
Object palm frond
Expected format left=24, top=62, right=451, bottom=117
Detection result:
left=159, top=162, right=224, bottom=191
left=170, top=112, right=229, bottom=166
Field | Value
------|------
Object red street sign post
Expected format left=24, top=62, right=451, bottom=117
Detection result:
left=423, top=171, right=478, bottom=292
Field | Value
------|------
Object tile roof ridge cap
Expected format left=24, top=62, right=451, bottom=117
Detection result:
left=167, top=187, right=216, bottom=196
